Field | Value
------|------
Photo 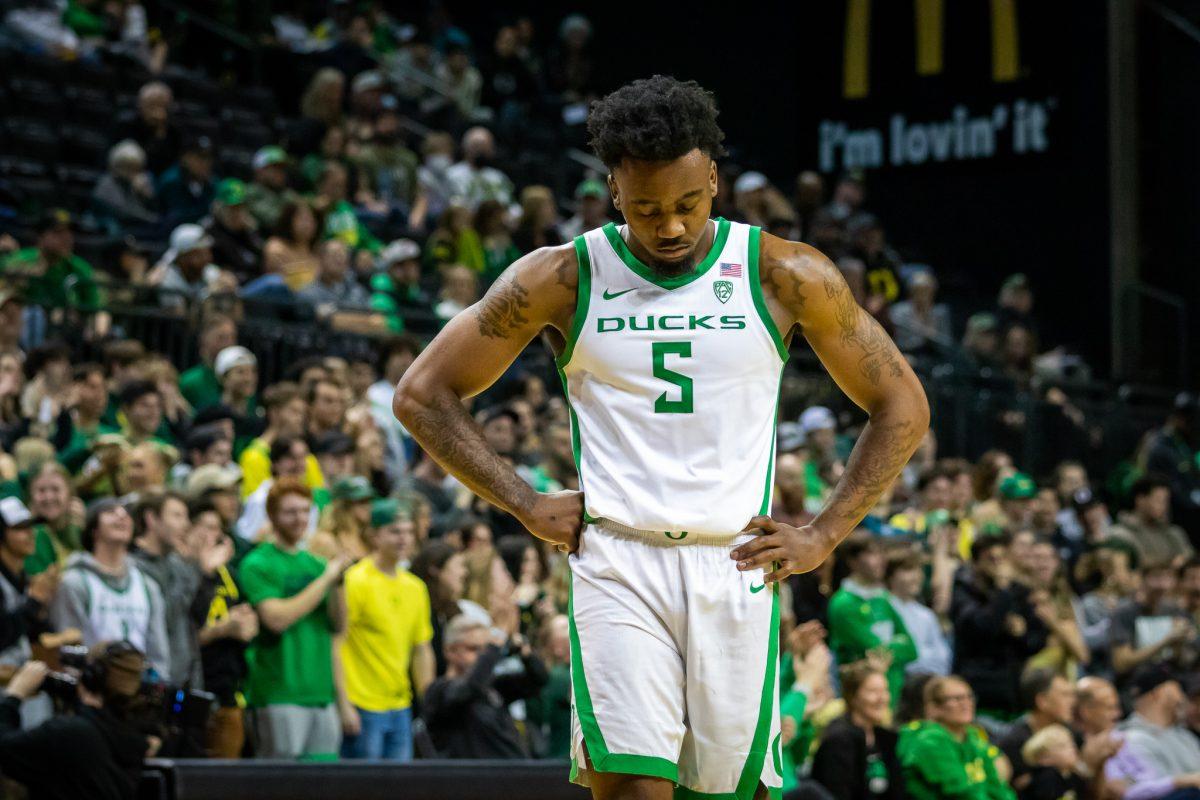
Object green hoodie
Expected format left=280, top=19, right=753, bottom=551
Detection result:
left=897, top=721, right=1015, bottom=800
left=827, top=577, right=916, bottom=701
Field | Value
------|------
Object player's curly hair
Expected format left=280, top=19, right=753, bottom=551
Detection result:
left=587, top=75, right=727, bottom=167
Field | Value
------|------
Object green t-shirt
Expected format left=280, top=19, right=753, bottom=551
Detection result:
left=897, top=721, right=1015, bottom=800
left=239, top=542, right=335, bottom=707
left=25, top=522, right=82, bottom=576
left=322, top=200, right=381, bottom=254
left=0, top=248, right=102, bottom=310
left=827, top=582, right=917, bottom=702
left=178, top=364, right=222, bottom=411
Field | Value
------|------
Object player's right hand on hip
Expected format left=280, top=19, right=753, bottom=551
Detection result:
left=518, top=490, right=584, bottom=553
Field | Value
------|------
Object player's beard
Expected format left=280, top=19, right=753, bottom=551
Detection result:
left=646, top=248, right=699, bottom=278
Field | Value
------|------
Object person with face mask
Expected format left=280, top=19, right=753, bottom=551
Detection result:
left=444, top=127, right=514, bottom=212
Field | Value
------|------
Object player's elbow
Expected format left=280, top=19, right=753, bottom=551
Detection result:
left=392, top=369, right=431, bottom=427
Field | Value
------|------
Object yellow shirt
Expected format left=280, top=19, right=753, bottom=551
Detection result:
left=238, top=438, right=324, bottom=499
left=341, top=558, right=433, bottom=712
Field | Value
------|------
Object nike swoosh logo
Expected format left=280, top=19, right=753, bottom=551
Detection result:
left=749, top=582, right=765, bottom=594
left=602, top=288, right=636, bottom=300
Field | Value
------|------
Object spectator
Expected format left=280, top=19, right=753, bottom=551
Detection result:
left=236, top=437, right=316, bottom=542
left=1023, top=537, right=1090, bottom=676
left=307, top=377, right=348, bottom=439
left=417, top=131, right=457, bottom=221
left=369, top=239, right=429, bottom=332
left=129, top=491, right=203, bottom=687
left=827, top=533, right=917, bottom=702
left=546, top=14, right=596, bottom=100
left=811, top=661, right=905, bottom=800
left=436, top=43, right=484, bottom=122
left=184, top=465, right=243, bottom=532
left=411, top=540, right=489, bottom=675
left=315, top=162, right=382, bottom=260
left=188, top=501, right=255, bottom=758
left=239, top=383, right=320, bottom=499
left=1110, top=561, right=1196, bottom=681
left=157, top=135, right=217, bottom=228
left=298, top=240, right=373, bottom=313
left=240, top=479, right=349, bottom=759
left=885, top=553, right=952, bottom=676
left=848, top=214, right=902, bottom=309
left=483, top=25, right=539, bottom=126
left=512, top=185, right=563, bottom=254
left=0, top=210, right=102, bottom=315
left=351, top=109, right=424, bottom=227
left=308, top=475, right=374, bottom=562
left=897, top=675, right=1015, bottom=800
left=995, top=273, right=1038, bottom=339
left=25, top=462, right=84, bottom=575
left=890, top=271, right=952, bottom=356
left=426, top=202, right=486, bottom=272
left=1119, top=665, right=1200, bottom=786
left=423, top=615, right=548, bottom=758
left=1018, top=724, right=1091, bottom=800
left=446, top=127, right=514, bottom=211
left=213, top=345, right=259, bottom=419
left=296, top=67, right=346, bottom=154
left=205, top=179, right=265, bottom=283
left=263, top=201, right=322, bottom=291
left=1109, top=476, right=1195, bottom=567
left=434, top=264, right=479, bottom=324
left=527, top=615, right=571, bottom=759
left=114, top=81, right=181, bottom=176
left=365, top=336, right=421, bottom=479
left=1141, top=394, right=1200, bottom=533
left=558, top=179, right=611, bottom=241
left=245, top=147, right=300, bottom=231
left=0, top=498, right=56, bottom=681
left=962, top=313, right=1002, bottom=371
left=92, top=140, right=159, bottom=234
left=344, top=69, right=387, bottom=144
left=997, top=668, right=1078, bottom=793
left=153, top=224, right=233, bottom=309
left=50, top=499, right=170, bottom=676
left=337, top=499, right=434, bottom=760
left=175, top=314, right=236, bottom=412
left=950, top=533, right=1047, bottom=716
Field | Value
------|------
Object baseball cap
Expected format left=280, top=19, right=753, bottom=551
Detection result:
left=0, top=497, right=36, bottom=531
left=169, top=223, right=214, bottom=255
left=311, top=431, right=355, bottom=457
left=799, top=406, right=836, bottom=435
left=36, top=208, right=74, bottom=233
left=734, top=171, right=768, bottom=194
left=575, top=178, right=607, bottom=200
left=252, top=145, right=289, bottom=171
left=378, top=238, right=421, bottom=268
left=776, top=421, right=805, bottom=453
left=966, top=312, right=998, bottom=335
left=214, top=345, right=257, bottom=378
left=370, top=497, right=405, bottom=528
left=351, top=70, right=385, bottom=94
left=185, top=463, right=242, bottom=499
left=331, top=475, right=375, bottom=503
left=1129, top=663, right=1180, bottom=698
left=999, top=472, right=1037, bottom=500
left=215, top=178, right=248, bottom=206
left=1001, top=273, right=1030, bottom=293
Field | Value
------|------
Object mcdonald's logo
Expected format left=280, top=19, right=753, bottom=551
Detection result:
left=844, top=0, right=1020, bottom=99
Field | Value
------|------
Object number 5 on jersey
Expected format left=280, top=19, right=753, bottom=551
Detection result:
left=652, top=341, right=693, bottom=414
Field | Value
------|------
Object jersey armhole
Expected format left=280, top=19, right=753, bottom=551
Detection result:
left=555, top=236, right=592, bottom=369
left=747, top=226, right=791, bottom=362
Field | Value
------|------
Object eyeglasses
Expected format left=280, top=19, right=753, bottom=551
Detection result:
left=938, top=693, right=975, bottom=704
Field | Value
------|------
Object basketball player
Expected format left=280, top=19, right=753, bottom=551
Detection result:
left=394, top=76, right=929, bottom=800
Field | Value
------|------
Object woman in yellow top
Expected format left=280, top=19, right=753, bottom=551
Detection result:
left=262, top=201, right=322, bottom=290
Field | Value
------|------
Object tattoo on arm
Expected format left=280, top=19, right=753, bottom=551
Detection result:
left=822, top=271, right=904, bottom=386
left=762, top=258, right=806, bottom=312
left=403, top=391, right=536, bottom=516
left=826, top=415, right=919, bottom=523
left=475, top=272, right=531, bottom=339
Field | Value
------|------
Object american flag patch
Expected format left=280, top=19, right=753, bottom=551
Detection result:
left=719, top=262, right=742, bottom=277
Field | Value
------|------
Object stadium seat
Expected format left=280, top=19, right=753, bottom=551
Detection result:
left=7, top=76, right=65, bottom=121
left=165, top=70, right=222, bottom=107
left=218, top=148, right=256, bottom=180
left=5, top=118, right=60, bottom=162
left=176, top=115, right=223, bottom=144
left=175, top=99, right=212, bottom=120
left=59, top=125, right=111, bottom=167
left=64, top=85, right=116, bottom=127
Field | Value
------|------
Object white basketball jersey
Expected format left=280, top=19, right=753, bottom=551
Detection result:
left=558, top=219, right=789, bottom=536
left=81, top=566, right=153, bottom=652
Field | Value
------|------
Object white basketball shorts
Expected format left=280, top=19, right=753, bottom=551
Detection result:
left=567, top=522, right=783, bottom=799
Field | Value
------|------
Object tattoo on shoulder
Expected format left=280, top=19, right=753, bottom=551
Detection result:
left=823, top=268, right=904, bottom=386
left=475, top=272, right=531, bottom=339
left=762, top=256, right=806, bottom=311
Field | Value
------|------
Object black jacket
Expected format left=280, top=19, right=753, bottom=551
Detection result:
left=0, top=695, right=147, bottom=800
left=949, top=567, right=1048, bottom=714
left=811, top=716, right=905, bottom=800
left=423, top=644, right=548, bottom=759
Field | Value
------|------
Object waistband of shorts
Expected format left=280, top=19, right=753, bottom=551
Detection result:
left=589, top=517, right=741, bottom=547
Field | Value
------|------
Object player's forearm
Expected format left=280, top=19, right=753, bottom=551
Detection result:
left=394, top=380, right=538, bottom=518
left=810, top=399, right=928, bottom=540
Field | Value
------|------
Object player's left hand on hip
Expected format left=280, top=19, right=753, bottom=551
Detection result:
left=732, top=516, right=833, bottom=583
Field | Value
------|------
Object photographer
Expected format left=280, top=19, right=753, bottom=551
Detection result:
left=423, top=614, right=548, bottom=759
left=0, top=642, right=156, bottom=800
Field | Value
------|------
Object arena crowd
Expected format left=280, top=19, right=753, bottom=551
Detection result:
left=0, top=3, right=1197, bottom=800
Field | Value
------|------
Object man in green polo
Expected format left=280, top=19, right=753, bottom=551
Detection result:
left=0, top=209, right=102, bottom=313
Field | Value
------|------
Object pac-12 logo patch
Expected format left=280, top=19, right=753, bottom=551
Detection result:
left=713, top=280, right=733, bottom=304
